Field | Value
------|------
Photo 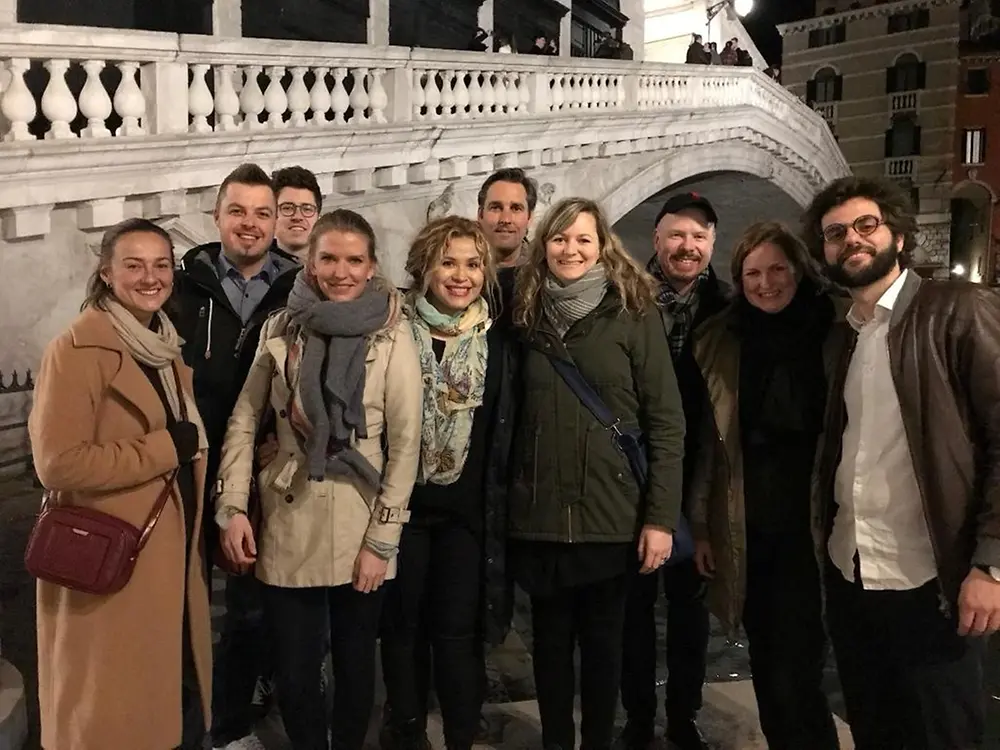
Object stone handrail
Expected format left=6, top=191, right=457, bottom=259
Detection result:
left=0, top=23, right=838, bottom=152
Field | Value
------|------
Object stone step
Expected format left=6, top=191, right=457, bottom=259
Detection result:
left=0, top=660, right=27, bottom=750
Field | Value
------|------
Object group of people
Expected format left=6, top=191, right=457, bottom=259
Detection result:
left=26, top=158, right=1000, bottom=750
left=685, top=35, right=752, bottom=67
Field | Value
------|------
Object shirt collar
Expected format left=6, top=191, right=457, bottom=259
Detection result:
left=846, top=269, right=909, bottom=331
left=217, top=250, right=277, bottom=284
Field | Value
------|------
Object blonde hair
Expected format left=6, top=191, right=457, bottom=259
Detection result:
left=305, top=208, right=395, bottom=297
left=404, top=216, right=497, bottom=307
left=513, top=197, right=658, bottom=329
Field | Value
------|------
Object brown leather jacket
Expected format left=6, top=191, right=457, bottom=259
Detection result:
left=814, top=271, right=1000, bottom=608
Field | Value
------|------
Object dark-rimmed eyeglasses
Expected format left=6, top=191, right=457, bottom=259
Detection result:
left=278, top=202, right=318, bottom=218
left=821, top=214, right=885, bottom=244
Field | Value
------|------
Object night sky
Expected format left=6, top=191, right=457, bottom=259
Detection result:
left=741, top=0, right=818, bottom=66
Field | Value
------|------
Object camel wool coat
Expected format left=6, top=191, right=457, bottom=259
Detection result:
left=28, top=307, right=212, bottom=750
left=215, top=309, right=422, bottom=587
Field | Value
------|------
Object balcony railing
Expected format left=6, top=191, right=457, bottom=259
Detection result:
left=0, top=24, right=831, bottom=146
left=889, top=91, right=919, bottom=114
left=885, top=156, right=916, bottom=177
left=812, top=101, right=837, bottom=125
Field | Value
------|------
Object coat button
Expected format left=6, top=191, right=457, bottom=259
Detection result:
left=284, top=494, right=294, bottom=503
left=279, top=409, right=287, bottom=418
left=487, top=557, right=494, bottom=564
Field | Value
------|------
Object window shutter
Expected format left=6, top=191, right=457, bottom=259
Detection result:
left=917, top=61, right=927, bottom=89
left=917, top=8, right=930, bottom=28
left=806, top=79, right=817, bottom=103
left=836, top=23, right=846, bottom=43
left=834, top=74, right=843, bottom=100
left=808, top=29, right=820, bottom=47
left=913, top=126, right=922, bottom=155
left=886, top=67, right=896, bottom=93
left=885, top=129, right=893, bottom=158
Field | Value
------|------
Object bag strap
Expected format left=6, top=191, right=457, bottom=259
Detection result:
left=545, top=351, right=623, bottom=435
left=137, top=363, right=187, bottom=552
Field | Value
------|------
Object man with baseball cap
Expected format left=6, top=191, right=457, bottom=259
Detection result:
left=619, top=192, right=730, bottom=750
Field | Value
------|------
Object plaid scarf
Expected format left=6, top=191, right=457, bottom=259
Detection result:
left=646, top=255, right=709, bottom=360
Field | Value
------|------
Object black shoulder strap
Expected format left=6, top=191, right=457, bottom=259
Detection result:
left=545, top=353, right=619, bottom=431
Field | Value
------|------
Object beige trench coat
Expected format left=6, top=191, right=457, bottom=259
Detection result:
left=215, top=309, right=422, bottom=587
left=28, top=308, right=212, bottom=750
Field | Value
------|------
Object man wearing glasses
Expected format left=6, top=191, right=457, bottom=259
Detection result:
left=272, top=166, right=322, bottom=261
left=802, top=175, right=1000, bottom=750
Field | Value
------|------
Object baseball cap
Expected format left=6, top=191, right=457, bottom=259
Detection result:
left=653, top=192, right=718, bottom=228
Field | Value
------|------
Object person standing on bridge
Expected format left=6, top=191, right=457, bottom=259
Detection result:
left=803, top=175, right=1000, bottom=750
left=272, top=165, right=322, bottom=263
left=688, top=221, right=842, bottom=750
left=172, top=163, right=299, bottom=750
left=29, top=218, right=212, bottom=750
left=509, top=197, right=685, bottom=750
left=619, top=192, right=729, bottom=750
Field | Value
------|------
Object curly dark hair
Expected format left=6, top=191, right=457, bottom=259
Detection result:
left=801, top=176, right=917, bottom=268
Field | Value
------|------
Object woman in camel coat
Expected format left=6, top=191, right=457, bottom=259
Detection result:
left=28, top=218, right=212, bottom=750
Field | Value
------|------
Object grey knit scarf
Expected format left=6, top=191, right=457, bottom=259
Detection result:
left=285, top=271, right=391, bottom=487
left=541, top=264, right=609, bottom=337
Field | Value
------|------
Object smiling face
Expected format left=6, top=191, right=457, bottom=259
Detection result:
left=275, top=186, right=319, bottom=260
left=820, top=197, right=901, bottom=289
left=545, top=210, right=600, bottom=283
left=478, top=180, right=531, bottom=263
left=101, top=231, right=175, bottom=325
left=427, top=235, right=486, bottom=315
left=741, top=241, right=799, bottom=314
left=653, top=209, right=715, bottom=292
left=214, top=182, right=276, bottom=271
left=310, top=229, right=376, bottom=302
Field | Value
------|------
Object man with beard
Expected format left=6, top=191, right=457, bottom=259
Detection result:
left=619, top=193, right=729, bottom=750
left=272, top=165, right=321, bottom=262
left=803, top=175, right=1000, bottom=750
left=477, top=167, right=537, bottom=314
left=173, top=163, right=298, bottom=750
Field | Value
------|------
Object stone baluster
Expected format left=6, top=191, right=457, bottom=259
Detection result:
left=42, top=59, right=77, bottom=139
left=594, top=75, right=606, bottom=109
left=453, top=70, right=470, bottom=119
left=480, top=72, right=495, bottom=115
left=309, top=67, right=332, bottom=125
left=439, top=70, right=455, bottom=118
left=214, top=65, right=241, bottom=132
left=423, top=70, right=441, bottom=120
left=331, top=68, right=350, bottom=124
left=504, top=72, right=518, bottom=114
left=412, top=69, right=427, bottom=120
left=79, top=60, right=112, bottom=137
left=615, top=75, right=627, bottom=109
left=518, top=72, right=531, bottom=113
left=239, top=66, right=266, bottom=130
left=1, top=59, right=36, bottom=141
left=114, top=62, right=145, bottom=135
left=348, top=67, right=370, bottom=124
left=466, top=71, right=482, bottom=118
left=492, top=71, right=508, bottom=115
left=263, top=66, right=287, bottom=128
left=188, top=63, right=214, bottom=134
left=287, top=67, right=310, bottom=127
left=550, top=74, right=565, bottom=112
left=368, top=68, right=388, bottom=123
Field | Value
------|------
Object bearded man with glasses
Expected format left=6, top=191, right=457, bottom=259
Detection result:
left=802, top=175, right=1000, bottom=750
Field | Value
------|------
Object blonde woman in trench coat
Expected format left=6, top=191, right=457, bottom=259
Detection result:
left=216, top=209, right=422, bottom=750
left=28, top=218, right=212, bottom=750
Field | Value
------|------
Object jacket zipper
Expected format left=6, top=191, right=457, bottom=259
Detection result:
left=234, top=325, right=250, bottom=359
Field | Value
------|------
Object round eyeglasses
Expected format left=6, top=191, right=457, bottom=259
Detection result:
left=278, top=202, right=318, bottom=218
left=821, top=214, right=884, bottom=244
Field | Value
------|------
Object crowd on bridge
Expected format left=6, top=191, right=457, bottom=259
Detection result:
left=22, top=157, right=1000, bottom=750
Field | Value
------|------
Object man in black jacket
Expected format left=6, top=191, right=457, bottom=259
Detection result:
left=172, top=162, right=299, bottom=750
left=620, top=192, right=730, bottom=750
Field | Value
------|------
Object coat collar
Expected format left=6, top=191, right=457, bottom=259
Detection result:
left=889, top=268, right=923, bottom=327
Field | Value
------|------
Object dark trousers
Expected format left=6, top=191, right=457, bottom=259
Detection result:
left=178, top=608, right=207, bottom=750
left=620, top=558, right=710, bottom=733
left=825, top=559, right=986, bottom=750
left=742, top=529, right=838, bottom=750
left=531, top=574, right=629, bottom=750
left=263, top=582, right=386, bottom=750
left=211, top=572, right=270, bottom=745
left=380, top=518, right=485, bottom=750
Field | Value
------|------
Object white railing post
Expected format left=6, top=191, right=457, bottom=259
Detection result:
left=525, top=71, right=551, bottom=115
left=368, top=0, right=389, bottom=46
left=382, top=67, right=412, bottom=123
left=0, top=0, right=15, bottom=24
left=141, top=61, right=189, bottom=135
left=623, top=71, right=639, bottom=112
left=213, top=0, right=242, bottom=37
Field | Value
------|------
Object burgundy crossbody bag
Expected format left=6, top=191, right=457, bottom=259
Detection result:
left=23, top=364, right=186, bottom=596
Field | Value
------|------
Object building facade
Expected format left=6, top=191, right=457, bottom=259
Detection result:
left=779, top=0, right=961, bottom=277
left=952, top=1, right=1000, bottom=284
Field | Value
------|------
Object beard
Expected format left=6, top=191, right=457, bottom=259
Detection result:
left=825, top=239, right=900, bottom=289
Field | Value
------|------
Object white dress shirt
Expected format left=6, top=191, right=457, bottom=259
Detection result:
left=828, top=270, right=938, bottom=590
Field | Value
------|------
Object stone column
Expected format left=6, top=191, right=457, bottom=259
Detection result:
left=368, top=0, right=389, bottom=45
left=0, top=0, right=16, bottom=23
left=557, top=0, right=572, bottom=57
left=478, top=0, right=494, bottom=35
left=620, top=0, right=644, bottom=60
left=212, top=0, right=241, bottom=36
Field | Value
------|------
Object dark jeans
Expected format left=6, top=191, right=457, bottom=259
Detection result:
left=742, top=529, right=838, bottom=750
left=211, top=572, right=270, bottom=745
left=826, top=559, right=986, bottom=750
left=380, top=518, right=484, bottom=749
left=531, top=574, right=629, bottom=750
left=620, top=558, right=710, bottom=734
left=263, top=582, right=386, bottom=750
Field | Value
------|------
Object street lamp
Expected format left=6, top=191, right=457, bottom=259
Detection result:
left=707, top=0, right=755, bottom=22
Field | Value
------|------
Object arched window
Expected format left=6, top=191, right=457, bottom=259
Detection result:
left=887, top=53, right=927, bottom=92
left=807, top=66, right=843, bottom=104
left=885, top=113, right=922, bottom=157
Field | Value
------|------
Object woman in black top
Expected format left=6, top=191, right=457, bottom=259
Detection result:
left=379, top=216, right=517, bottom=750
